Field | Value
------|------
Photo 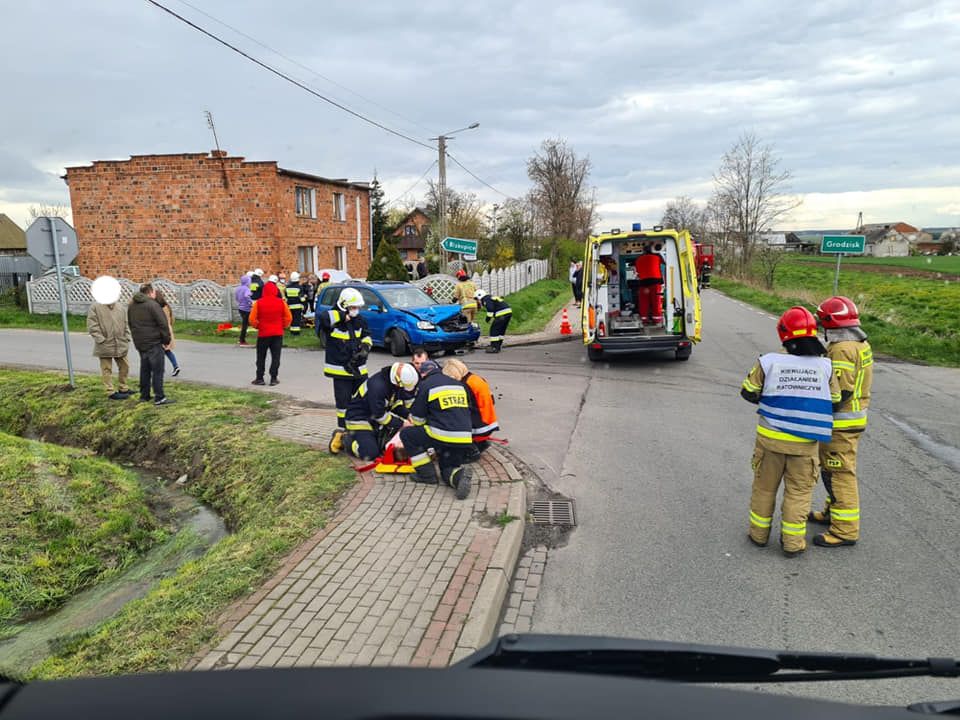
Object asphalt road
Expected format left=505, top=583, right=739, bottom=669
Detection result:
left=2, top=291, right=959, bottom=705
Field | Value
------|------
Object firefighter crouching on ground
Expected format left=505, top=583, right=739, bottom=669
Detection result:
left=442, top=359, right=499, bottom=459
left=400, top=360, right=474, bottom=500
left=475, top=289, right=512, bottom=354
left=452, top=270, right=478, bottom=324
left=321, top=288, right=372, bottom=446
left=284, top=271, right=304, bottom=335
left=809, top=295, right=873, bottom=548
left=741, top=306, right=841, bottom=557
left=334, top=362, right=419, bottom=460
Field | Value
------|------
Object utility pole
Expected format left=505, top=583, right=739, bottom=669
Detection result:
left=205, top=110, right=229, bottom=188
left=438, top=135, right=448, bottom=269
left=430, top=122, right=479, bottom=272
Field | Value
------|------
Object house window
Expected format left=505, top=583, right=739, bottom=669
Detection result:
left=297, top=246, right=316, bottom=274
left=404, top=225, right=416, bottom=237
left=295, top=187, right=316, bottom=218
left=334, top=246, right=347, bottom=272
left=333, top=192, right=346, bottom=221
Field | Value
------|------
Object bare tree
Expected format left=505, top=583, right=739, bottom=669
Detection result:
left=26, top=202, right=69, bottom=225
left=712, top=131, right=799, bottom=277
left=660, top=196, right=706, bottom=238
left=527, top=138, right=597, bottom=274
left=755, top=246, right=786, bottom=290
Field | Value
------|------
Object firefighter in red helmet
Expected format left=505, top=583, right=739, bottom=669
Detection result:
left=741, top=306, right=841, bottom=557
left=809, top=295, right=873, bottom=548
left=452, top=269, right=478, bottom=324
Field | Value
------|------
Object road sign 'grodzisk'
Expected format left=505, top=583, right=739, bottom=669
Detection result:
left=821, top=235, right=865, bottom=254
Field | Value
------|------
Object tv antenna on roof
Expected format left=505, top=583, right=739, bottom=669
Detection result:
left=205, top=110, right=229, bottom=188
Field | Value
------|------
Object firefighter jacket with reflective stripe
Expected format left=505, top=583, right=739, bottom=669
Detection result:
left=743, top=352, right=839, bottom=444
left=828, top=340, right=873, bottom=431
left=284, top=282, right=304, bottom=310
left=453, top=280, right=478, bottom=309
left=479, top=295, right=512, bottom=321
left=344, top=366, right=404, bottom=432
left=319, top=308, right=371, bottom=378
left=408, top=368, right=473, bottom=444
left=464, top=372, right=498, bottom=438
left=249, top=275, right=264, bottom=301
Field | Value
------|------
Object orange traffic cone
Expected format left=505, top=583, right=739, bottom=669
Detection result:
left=560, top=307, right=572, bottom=335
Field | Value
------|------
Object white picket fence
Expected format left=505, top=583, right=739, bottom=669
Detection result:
left=413, top=259, right=548, bottom=304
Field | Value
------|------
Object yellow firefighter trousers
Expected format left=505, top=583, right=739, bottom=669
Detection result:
left=816, top=431, right=861, bottom=541
left=461, top=306, right=476, bottom=323
left=749, top=437, right=818, bottom=553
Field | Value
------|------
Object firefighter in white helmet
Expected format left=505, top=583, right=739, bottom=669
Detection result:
left=284, top=271, right=304, bottom=335
left=320, top=287, right=371, bottom=449
left=335, top=362, right=420, bottom=460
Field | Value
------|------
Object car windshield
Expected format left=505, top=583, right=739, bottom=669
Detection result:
left=376, top=285, right=437, bottom=309
left=2, top=1, right=958, bottom=711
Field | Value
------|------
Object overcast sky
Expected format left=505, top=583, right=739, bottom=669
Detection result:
left=1, top=0, right=958, bottom=233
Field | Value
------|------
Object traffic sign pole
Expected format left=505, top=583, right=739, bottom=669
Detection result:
left=48, top=216, right=75, bottom=388
left=819, top=235, right=865, bottom=296
left=834, top=253, right=842, bottom=295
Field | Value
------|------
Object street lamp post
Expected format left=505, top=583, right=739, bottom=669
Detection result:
left=430, top=122, right=479, bottom=269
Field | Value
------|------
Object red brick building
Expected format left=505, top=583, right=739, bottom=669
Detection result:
left=64, top=150, right=371, bottom=284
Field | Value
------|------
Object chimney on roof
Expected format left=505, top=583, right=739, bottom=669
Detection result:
left=211, top=149, right=227, bottom=158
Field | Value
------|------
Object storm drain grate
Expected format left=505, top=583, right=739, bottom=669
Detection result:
left=530, top=500, right=576, bottom=525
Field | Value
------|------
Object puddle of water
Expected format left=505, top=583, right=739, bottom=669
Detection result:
left=0, top=474, right=227, bottom=672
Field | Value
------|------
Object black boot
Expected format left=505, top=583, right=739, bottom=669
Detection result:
left=413, top=462, right=439, bottom=485
left=445, top=465, right=473, bottom=500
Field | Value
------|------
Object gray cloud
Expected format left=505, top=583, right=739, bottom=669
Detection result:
left=0, top=0, right=957, bottom=227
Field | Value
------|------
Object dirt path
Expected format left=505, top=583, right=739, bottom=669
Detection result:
left=793, top=259, right=960, bottom=282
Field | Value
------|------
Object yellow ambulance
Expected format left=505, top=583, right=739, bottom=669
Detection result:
left=581, top=223, right=702, bottom=361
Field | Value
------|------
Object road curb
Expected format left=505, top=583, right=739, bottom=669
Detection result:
left=453, top=451, right=528, bottom=661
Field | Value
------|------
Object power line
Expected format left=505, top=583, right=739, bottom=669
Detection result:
left=386, top=160, right=438, bottom=206
left=445, top=152, right=515, bottom=200
left=145, top=0, right=435, bottom=152
left=172, top=0, right=436, bottom=137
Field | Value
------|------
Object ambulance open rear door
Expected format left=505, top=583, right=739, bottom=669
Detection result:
left=677, top=230, right=702, bottom=342
left=582, top=237, right=599, bottom=345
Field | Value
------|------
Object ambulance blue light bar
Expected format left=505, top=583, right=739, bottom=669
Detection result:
left=632, top=222, right=642, bottom=231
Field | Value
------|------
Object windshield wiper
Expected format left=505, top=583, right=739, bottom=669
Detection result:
left=458, top=634, right=960, bottom=684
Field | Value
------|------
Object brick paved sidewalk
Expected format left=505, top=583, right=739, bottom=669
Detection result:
left=194, top=408, right=525, bottom=670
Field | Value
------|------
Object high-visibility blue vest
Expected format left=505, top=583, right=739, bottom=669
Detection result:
left=757, top=353, right=834, bottom=443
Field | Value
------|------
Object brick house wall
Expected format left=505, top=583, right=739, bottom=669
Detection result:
left=65, top=151, right=370, bottom=284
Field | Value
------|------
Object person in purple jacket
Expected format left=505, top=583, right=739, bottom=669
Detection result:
left=235, top=273, right=253, bottom=346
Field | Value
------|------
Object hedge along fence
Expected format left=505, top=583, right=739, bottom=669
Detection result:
left=26, top=275, right=237, bottom=322
left=414, top=259, right=548, bottom=303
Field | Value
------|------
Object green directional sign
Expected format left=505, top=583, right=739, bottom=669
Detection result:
left=821, top=235, right=865, bottom=254
left=440, top=236, right=478, bottom=255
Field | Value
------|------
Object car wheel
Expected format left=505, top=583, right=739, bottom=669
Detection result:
left=587, top=346, right=603, bottom=362
left=389, top=330, right=409, bottom=357
left=316, top=330, right=327, bottom=348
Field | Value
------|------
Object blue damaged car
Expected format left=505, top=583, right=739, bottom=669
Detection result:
left=314, top=281, right=480, bottom=356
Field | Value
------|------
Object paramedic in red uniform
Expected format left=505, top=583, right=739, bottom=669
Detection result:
left=634, top=245, right=664, bottom=325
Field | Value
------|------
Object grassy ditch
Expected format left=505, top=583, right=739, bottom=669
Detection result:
left=712, top=258, right=960, bottom=366
left=0, top=370, right=355, bottom=679
left=0, top=433, right=167, bottom=638
left=502, top=279, right=574, bottom=335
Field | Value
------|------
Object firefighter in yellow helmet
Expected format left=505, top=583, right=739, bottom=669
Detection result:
left=809, top=295, right=873, bottom=548
left=741, top=307, right=841, bottom=557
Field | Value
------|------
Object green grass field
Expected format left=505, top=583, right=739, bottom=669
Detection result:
left=0, top=433, right=166, bottom=637
left=794, top=255, right=960, bottom=274
left=712, top=257, right=960, bottom=367
left=0, top=371, right=355, bottom=679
